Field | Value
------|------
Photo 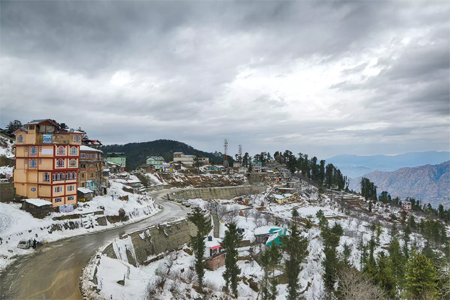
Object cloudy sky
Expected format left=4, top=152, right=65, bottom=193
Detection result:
left=1, top=1, right=449, bottom=159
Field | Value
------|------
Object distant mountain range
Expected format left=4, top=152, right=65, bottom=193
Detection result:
left=349, top=161, right=450, bottom=209
left=327, top=151, right=450, bottom=179
left=101, top=139, right=226, bottom=171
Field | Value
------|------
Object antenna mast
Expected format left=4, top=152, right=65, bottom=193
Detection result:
left=223, top=139, right=229, bottom=167
left=238, top=144, right=242, bottom=163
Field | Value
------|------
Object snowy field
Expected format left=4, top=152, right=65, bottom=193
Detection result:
left=0, top=179, right=159, bottom=271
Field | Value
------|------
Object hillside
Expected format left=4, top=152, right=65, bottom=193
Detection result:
left=327, top=151, right=450, bottom=178
left=101, top=139, right=226, bottom=171
left=349, top=161, right=450, bottom=208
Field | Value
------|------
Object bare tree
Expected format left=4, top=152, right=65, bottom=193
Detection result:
left=243, top=209, right=252, bottom=222
left=437, top=262, right=450, bottom=299
left=337, top=267, right=386, bottom=300
left=263, top=213, right=273, bottom=226
left=216, top=205, right=228, bottom=222
left=254, top=209, right=263, bottom=227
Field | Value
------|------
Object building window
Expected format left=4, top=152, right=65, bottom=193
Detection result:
left=30, top=159, right=37, bottom=168
left=60, top=173, right=65, bottom=180
left=68, top=196, right=74, bottom=201
left=81, top=153, right=85, bottom=158
left=56, top=159, right=65, bottom=168
left=55, top=186, right=63, bottom=193
left=29, top=125, right=35, bottom=130
left=72, top=172, right=77, bottom=180
left=55, top=198, right=62, bottom=203
left=81, top=164, right=86, bottom=169
left=91, top=173, right=94, bottom=178
left=30, top=146, right=37, bottom=155
left=70, top=147, right=77, bottom=155
left=69, top=159, right=77, bottom=167
left=81, top=183, right=85, bottom=187
left=67, top=185, right=74, bottom=192
left=57, top=146, right=65, bottom=155
left=67, top=172, right=73, bottom=180
left=82, top=173, right=85, bottom=178
left=74, top=135, right=81, bottom=143
left=43, top=173, right=50, bottom=182
left=31, top=187, right=36, bottom=192
left=90, top=164, right=94, bottom=167
left=17, top=135, right=24, bottom=143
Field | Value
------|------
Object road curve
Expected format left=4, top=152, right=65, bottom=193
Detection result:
left=0, top=189, right=187, bottom=300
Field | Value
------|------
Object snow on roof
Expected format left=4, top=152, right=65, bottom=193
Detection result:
left=103, top=169, right=110, bottom=172
left=254, top=226, right=282, bottom=236
left=78, top=187, right=93, bottom=194
left=80, top=145, right=103, bottom=153
left=273, top=195, right=285, bottom=200
left=25, top=198, right=52, bottom=207
left=205, top=237, right=221, bottom=248
left=283, top=193, right=294, bottom=197
left=127, top=179, right=141, bottom=184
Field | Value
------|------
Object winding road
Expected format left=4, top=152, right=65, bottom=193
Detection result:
left=0, top=189, right=187, bottom=300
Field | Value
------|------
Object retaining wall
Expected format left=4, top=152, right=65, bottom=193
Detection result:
left=0, top=183, right=15, bottom=202
left=102, top=218, right=197, bottom=267
left=170, top=185, right=267, bottom=200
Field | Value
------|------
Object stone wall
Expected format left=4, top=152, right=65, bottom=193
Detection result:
left=170, top=185, right=267, bottom=201
left=0, top=183, right=15, bottom=202
left=102, top=218, right=197, bottom=267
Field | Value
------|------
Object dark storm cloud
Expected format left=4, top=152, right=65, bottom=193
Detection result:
left=0, top=1, right=449, bottom=158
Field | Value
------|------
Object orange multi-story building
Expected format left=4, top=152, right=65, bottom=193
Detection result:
left=13, top=119, right=83, bottom=207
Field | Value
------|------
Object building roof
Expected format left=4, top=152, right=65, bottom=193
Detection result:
left=80, top=145, right=103, bottom=153
left=173, top=152, right=183, bottom=155
left=25, top=119, right=60, bottom=127
left=147, top=156, right=164, bottom=160
left=254, top=226, right=283, bottom=236
left=25, top=198, right=52, bottom=207
left=78, top=187, right=93, bottom=194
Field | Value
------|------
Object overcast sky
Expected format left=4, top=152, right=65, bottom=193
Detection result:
left=1, top=1, right=449, bottom=159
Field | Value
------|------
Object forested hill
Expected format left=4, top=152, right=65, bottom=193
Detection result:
left=101, top=139, right=224, bottom=171
left=349, top=161, right=450, bottom=208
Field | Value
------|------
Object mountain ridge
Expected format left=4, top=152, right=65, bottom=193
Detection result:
left=349, top=161, right=450, bottom=208
left=327, top=151, right=450, bottom=178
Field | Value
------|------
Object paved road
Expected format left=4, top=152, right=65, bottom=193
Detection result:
left=0, top=189, right=187, bottom=300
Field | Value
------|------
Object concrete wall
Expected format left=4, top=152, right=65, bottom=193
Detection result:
left=170, top=185, right=267, bottom=200
left=102, top=219, right=197, bottom=267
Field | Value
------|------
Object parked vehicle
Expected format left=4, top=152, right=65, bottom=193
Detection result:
left=17, top=239, right=32, bottom=249
left=183, top=202, right=191, bottom=207
left=177, top=198, right=184, bottom=203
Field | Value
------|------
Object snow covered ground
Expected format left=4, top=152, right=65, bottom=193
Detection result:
left=0, top=135, right=14, bottom=159
left=88, top=185, right=447, bottom=300
left=0, top=179, right=159, bottom=272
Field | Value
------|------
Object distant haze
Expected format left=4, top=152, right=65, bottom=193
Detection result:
left=0, top=2, right=449, bottom=158
left=327, top=151, right=450, bottom=179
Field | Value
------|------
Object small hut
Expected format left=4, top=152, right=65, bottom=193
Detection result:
left=22, top=198, right=52, bottom=219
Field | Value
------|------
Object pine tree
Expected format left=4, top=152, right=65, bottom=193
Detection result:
left=388, top=237, right=406, bottom=288
left=343, top=243, right=352, bottom=266
left=221, top=222, right=243, bottom=298
left=280, top=224, right=309, bottom=300
left=269, top=244, right=281, bottom=300
left=321, top=222, right=344, bottom=293
left=187, top=207, right=212, bottom=293
left=405, top=252, right=438, bottom=299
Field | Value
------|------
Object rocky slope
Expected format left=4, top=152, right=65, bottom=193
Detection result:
left=349, top=161, right=450, bottom=208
